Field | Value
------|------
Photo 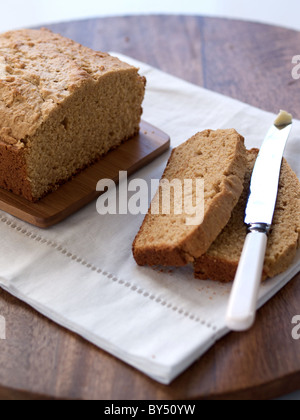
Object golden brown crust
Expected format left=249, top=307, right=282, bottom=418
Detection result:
left=0, top=141, right=33, bottom=200
left=0, top=28, right=137, bottom=144
left=132, top=243, right=188, bottom=267
left=194, top=254, right=241, bottom=282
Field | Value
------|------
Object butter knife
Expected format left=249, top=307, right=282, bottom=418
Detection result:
left=226, top=113, right=293, bottom=331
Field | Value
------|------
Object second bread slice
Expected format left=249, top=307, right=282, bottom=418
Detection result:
left=133, top=129, right=247, bottom=266
left=194, top=149, right=300, bottom=282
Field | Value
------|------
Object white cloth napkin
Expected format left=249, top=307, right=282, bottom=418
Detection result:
left=0, top=54, right=299, bottom=385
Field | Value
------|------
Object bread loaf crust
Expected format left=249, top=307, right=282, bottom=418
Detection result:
left=0, top=142, right=33, bottom=200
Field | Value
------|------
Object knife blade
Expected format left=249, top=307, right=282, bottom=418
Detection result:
left=245, top=123, right=293, bottom=226
left=226, top=116, right=293, bottom=332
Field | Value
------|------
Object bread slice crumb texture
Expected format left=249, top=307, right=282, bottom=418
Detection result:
left=194, top=149, right=300, bottom=282
left=133, top=128, right=247, bottom=266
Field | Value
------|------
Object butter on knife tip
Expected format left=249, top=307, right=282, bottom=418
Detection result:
left=274, top=110, right=293, bottom=127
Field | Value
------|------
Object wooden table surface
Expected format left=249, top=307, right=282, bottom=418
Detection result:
left=0, top=15, right=300, bottom=400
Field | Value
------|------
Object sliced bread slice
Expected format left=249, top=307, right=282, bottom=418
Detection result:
left=194, top=149, right=300, bottom=282
left=133, top=129, right=247, bottom=266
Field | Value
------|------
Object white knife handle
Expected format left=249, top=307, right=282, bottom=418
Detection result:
left=226, top=227, right=268, bottom=332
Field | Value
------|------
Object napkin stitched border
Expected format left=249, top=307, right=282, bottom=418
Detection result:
left=0, top=213, right=219, bottom=332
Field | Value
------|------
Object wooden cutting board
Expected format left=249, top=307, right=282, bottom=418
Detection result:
left=0, top=121, right=170, bottom=228
left=0, top=15, right=299, bottom=401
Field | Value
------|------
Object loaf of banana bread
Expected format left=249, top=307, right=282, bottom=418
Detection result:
left=0, top=28, right=146, bottom=201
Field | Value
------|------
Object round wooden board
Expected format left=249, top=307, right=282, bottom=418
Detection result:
left=0, top=15, right=300, bottom=400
